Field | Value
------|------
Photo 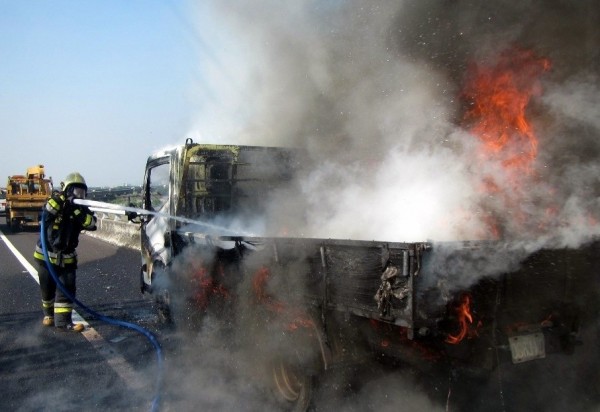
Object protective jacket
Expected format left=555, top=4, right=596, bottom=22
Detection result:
left=34, top=192, right=97, bottom=266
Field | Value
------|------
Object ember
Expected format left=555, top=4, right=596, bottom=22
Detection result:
left=191, top=263, right=230, bottom=310
left=252, top=265, right=314, bottom=331
left=285, top=315, right=315, bottom=332
left=252, top=266, right=284, bottom=312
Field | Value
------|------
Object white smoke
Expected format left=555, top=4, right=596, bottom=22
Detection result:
left=188, top=0, right=599, bottom=248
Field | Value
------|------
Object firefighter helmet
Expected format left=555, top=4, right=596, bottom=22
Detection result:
left=61, top=172, right=88, bottom=191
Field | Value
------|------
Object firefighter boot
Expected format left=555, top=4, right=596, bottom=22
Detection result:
left=56, top=323, right=84, bottom=332
left=42, top=316, right=54, bottom=327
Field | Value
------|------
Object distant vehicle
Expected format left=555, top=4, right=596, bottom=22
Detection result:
left=0, top=189, right=6, bottom=216
left=5, top=165, right=53, bottom=231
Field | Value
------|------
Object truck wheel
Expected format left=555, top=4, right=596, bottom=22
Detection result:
left=151, top=261, right=173, bottom=325
left=272, top=359, right=314, bottom=412
left=154, top=288, right=172, bottom=325
left=269, top=315, right=329, bottom=411
left=9, top=219, right=20, bottom=232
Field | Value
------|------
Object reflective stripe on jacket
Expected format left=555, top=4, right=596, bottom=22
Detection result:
left=33, top=247, right=77, bottom=265
left=34, top=192, right=96, bottom=265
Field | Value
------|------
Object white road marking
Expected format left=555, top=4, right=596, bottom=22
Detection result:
left=0, top=229, right=146, bottom=390
left=0, top=232, right=39, bottom=283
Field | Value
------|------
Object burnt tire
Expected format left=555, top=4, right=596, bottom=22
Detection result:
left=271, top=359, right=314, bottom=412
left=150, top=261, right=173, bottom=326
left=8, top=218, right=19, bottom=232
left=154, top=288, right=172, bottom=325
left=268, top=315, right=329, bottom=412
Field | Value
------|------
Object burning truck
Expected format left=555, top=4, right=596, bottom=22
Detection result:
left=136, top=137, right=596, bottom=410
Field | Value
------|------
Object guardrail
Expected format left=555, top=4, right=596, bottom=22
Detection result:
left=85, top=213, right=141, bottom=250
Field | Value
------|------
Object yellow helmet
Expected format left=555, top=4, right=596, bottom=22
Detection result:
left=61, top=172, right=87, bottom=191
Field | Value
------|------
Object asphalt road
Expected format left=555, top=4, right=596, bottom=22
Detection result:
left=1, top=224, right=599, bottom=412
left=0, top=224, right=159, bottom=412
left=0, top=225, right=321, bottom=412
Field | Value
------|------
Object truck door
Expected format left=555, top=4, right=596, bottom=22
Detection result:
left=141, top=158, right=172, bottom=287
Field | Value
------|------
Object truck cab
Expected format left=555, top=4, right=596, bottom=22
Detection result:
left=139, top=138, right=299, bottom=295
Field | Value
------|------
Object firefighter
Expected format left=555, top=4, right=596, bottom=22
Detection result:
left=33, top=172, right=97, bottom=332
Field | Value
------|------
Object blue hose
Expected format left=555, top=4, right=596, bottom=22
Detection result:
left=40, top=210, right=164, bottom=412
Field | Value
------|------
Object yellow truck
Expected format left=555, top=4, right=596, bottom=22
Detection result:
left=5, top=165, right=53, bottom=231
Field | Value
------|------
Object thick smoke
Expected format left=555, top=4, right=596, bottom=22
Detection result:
left=176, top=1, right=600, bottom=410
left=190, top=0, right=599, bottom=248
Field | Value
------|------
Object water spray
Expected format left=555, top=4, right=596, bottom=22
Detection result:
left=40, top=209, right=164, bottom=412
left=73, top=198, right=253, bottom=236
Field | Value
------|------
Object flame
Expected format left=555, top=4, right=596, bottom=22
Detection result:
left=463, top=47, right=550, bottom=172
left=251, top=266, right=284, bottom=312
left=191, top=263, right=230, bottom=310
left=446, top=294, right=475, bottom=345
left=462, top=47, right=551, bottom=237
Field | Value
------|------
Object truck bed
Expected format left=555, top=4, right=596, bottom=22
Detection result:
left=176, top=230, right=597, bottom=362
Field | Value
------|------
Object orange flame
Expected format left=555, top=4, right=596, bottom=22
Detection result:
left=462, top=47, right=551, bottom=237
left=446, top=294, right=475, bottom=345
left=463, top=47, right=550, bottom=172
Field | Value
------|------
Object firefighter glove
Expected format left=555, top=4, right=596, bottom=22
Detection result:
left=126, top=211, right=138, bottom=221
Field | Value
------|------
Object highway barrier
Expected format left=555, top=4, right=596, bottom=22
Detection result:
left=85, top=213, right=140, bottom=250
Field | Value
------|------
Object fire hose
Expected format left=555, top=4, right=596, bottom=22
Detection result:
left=40, top=208, right=164, bottom=412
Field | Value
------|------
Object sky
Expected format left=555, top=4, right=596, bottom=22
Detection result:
left=1, top=0, right=203, bottom=187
